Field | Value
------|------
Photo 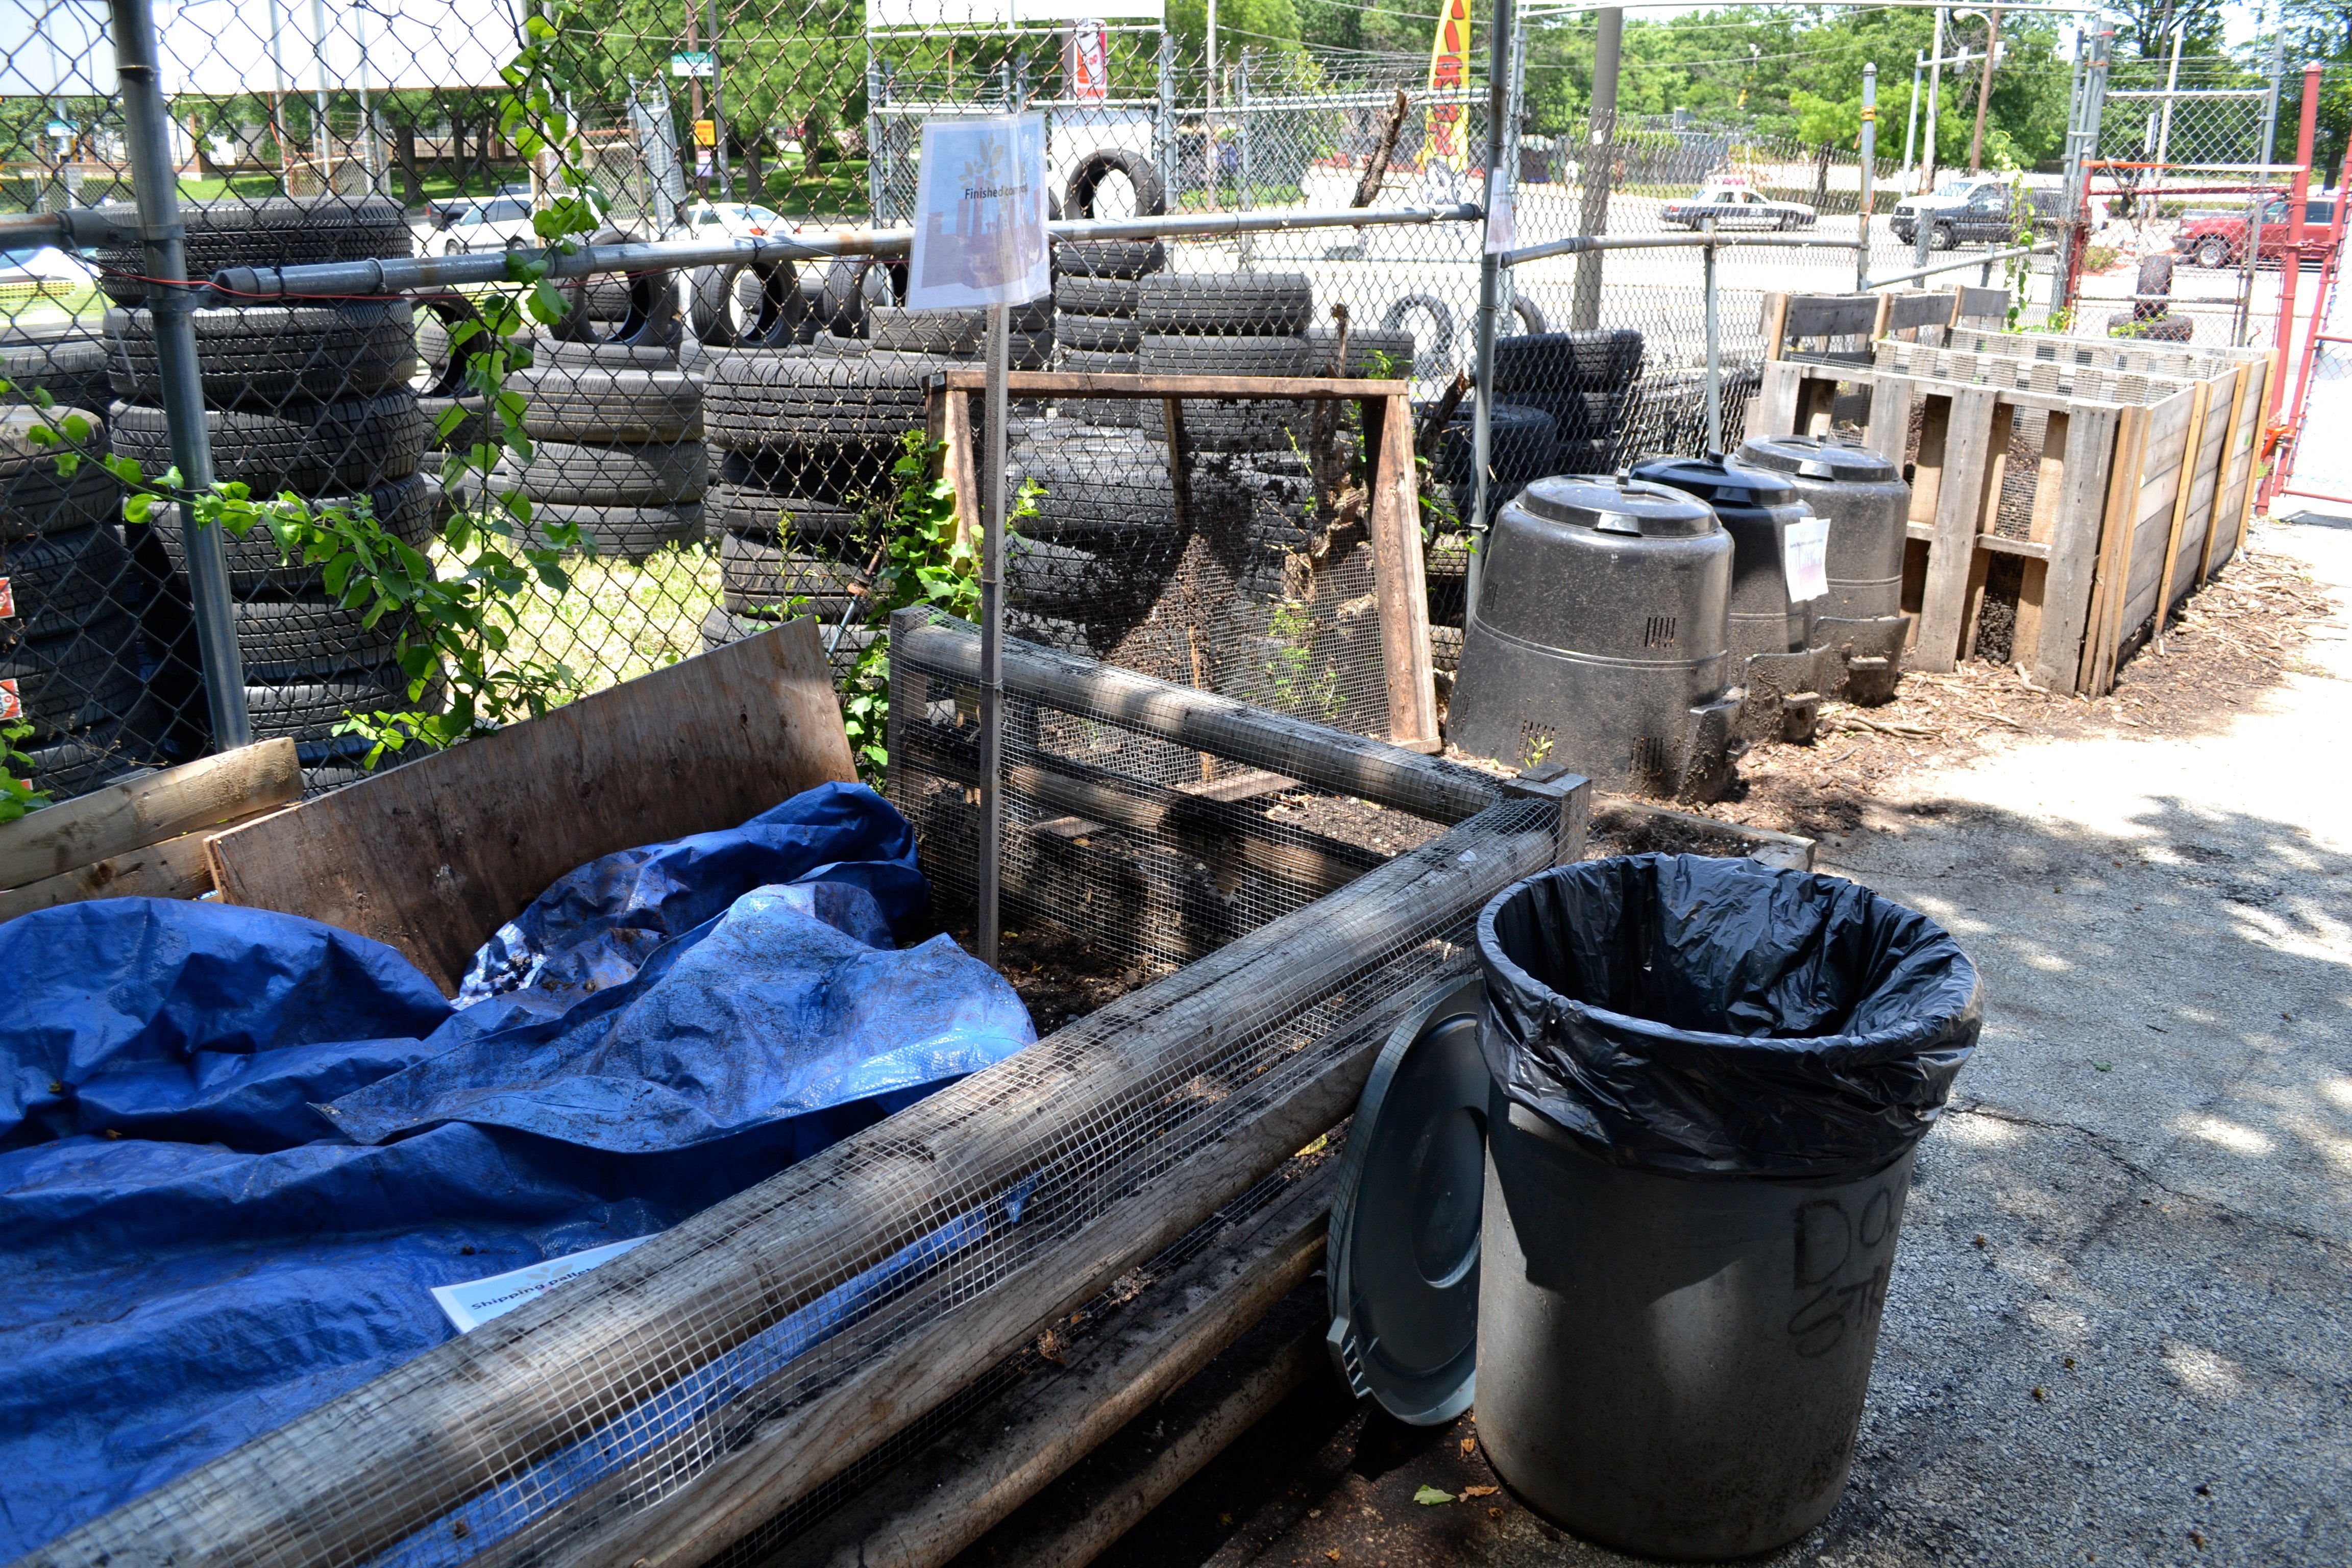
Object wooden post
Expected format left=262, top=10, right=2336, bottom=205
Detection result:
left=2150, top=380, right=2213, bottom=653
left=1162, top=396, right=1192, bottom=538
left=1908, top=386, right=2001, bottom=673
left=1760, top=291, right=1791, bottom=362
left=2080, top=403, right=2151, bottom=695
left=2031, top=403, right=2122, bottom=692
left=929, top=381, right=983, bottom=549
left=2195, top=361, right=2253, bottom=583
left=1361, top=393, right=1439, bottom=751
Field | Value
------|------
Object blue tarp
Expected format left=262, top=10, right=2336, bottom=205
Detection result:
left=0, top=782, right=1034, bottom=1560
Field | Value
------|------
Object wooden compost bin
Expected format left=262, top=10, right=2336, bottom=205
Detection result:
left=1746, top=335, right=2270, bottom=695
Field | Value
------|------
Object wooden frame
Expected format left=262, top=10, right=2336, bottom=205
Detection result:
left=1747, top=335, right=2254, bottom=696
left=926, top=371, right=1440, bottom=752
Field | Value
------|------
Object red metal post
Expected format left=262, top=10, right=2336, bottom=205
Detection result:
left=2269, top=151, right=2352, bottom=507
left=2267, top=62, right=2324, bottom=430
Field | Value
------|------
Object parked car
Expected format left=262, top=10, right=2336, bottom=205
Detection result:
left=1661, top=185, right=1818, bottom=231
left=684, top=200, right=789, bottom=238
left=1885, top=173, right=2010, bottom=237
left=1888, top=181, right=2067, bottom=250
left=2175, top=192, right=2341, bottom=268
left=0, top=244, right=94, bottom=307
left=424, top=192, right=537, bottom=254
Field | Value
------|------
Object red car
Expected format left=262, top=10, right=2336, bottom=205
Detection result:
left=2176, top=191, right=2341, bottom=268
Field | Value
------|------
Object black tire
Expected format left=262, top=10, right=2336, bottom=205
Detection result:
left=1136, top=274, right=1314, bottom=335
left=1552, top=437, right=1617, bottom=473
left=2107, top=311, right=2194, bottom=343
left=1930, top=220, right=1957, bottom=252
left=246, top=664, right=415, bottom=742
left=1302, top=327, right=1416, bottom=380
left=526, top=500, right=706, bottom=558
left=500, top=439, right=708, bottom=506
left=2, top=464, right=122, bottom=542
left=1004, top=424, right=1180, bottom=542
left=1057, top=350, right=1144, bottom=427
left=689, top=259, right=806, bottom=348
left=1005, top=533, right=1183, bottom=621
left=1380, top=295, right=1456, bottom=362
left=1433, top=402, right=1557, bottom=495
left=0, top=524, right=131, bottom=642
left=94, top=194, right=411, bottom=304
left=0, top=616, right=142, bottom=737
left=236, top=596, right=409, bottom=680
left=702, top=350, right=955, bottom=445
left=510, top=368, right=704, bottom=443
left=1137, top=334, right=1318, bottom=452
left=2193, top=236, right=2232, bottom=270
left=1, top=403, right=108, bottom=482
left=1492, top=328, right=1644, bottom=396
left=105, top=300, right=417, bottom=405
left=706, top=482, right=866, bottom=543
left=1055, top=275, right=1145, bottom=317
left=553, top=229, right=679, bottom=347
left=1056, top=313, right=1141, bottom=352
left=523, top=328, right=680, bottom=371
left=144, top=473, right=437, bottom=594
left=1497, top=389, right=1628, bottom=443
left=868, top=299, right=1053, bottom=354
left=20, top=714, right=162, bottom=797
left=1138, top=333, right=1316, bottom=377
left=807, top=259, right=869, bottom=339
left=717, top=442, right=896, bottom=506
left=0, top=332, right=112, bottom=411
left=108, top=393, right=429, bottom=494
left=1054, top=240, right=1167, bottom=280
left=1511, top=296, right=1551, bottom=336
left=719, top=532, right=870, bottom=617
left=1066, top=148, right=1168, bottom=221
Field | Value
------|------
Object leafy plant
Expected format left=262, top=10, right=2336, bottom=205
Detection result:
left=0, top=719, right=50, bottom=823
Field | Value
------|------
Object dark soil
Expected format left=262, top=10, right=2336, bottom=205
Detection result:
left=1258, top=791, right=1450, bottom=856
left=1583, top=808, right=1777, bottom=860
left=950, top=923, right=1172, bottom=1034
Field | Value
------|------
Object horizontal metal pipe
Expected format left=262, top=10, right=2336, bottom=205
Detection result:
left=209, top=204, right=1483, bottom=300
left=1865, top=242, right=2052, bottom=288
left=1500, top=230, right=1861, bottom=268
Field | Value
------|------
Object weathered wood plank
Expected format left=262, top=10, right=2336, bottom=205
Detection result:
left=774, top=1155, right=1335, bottom=1568
left=1743, top=358, right=1804, bottom=440
left=2148, top=381, right=2213, bottom=647
left=931, top=384, right=983, bottom=551
left=1888, top=289, right=1958, bottom=333
left=934, top=371, right=1410, bottom=400
left=206, top=622, right=856, bottom=993
left=1910, top=386, right=2001, bottom=673
left=2033, top=403, right=2121, bottom=693
left=1759, top=291, right=1792, bottom=363
left=0, top=821, right=258, bottom=923
left=1782, top=293, right=1882, bottom=342
left=1362, top=394, right=1439, bottom=750
left=0, top=738, right=298, bottom=892
left=2202, top=360, right=2263, bottom=579
left=1952, top=284, right=2010, bottom=323
left=2082, top=402, right=2154, bottom=694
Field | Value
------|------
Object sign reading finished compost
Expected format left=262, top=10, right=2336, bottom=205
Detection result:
left=908, top=113, right=1050, bottom=310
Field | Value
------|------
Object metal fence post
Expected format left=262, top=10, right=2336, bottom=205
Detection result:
left=1465, top=0, right=1515, bottom=623
left=1155, top=32, right=1177, bottom=208
left=1569, top=6, right=1622, bottom=330
left=1858, top=62, right=1877, bottom=293
left=1703, top=219, right=1722, bottom=453
left=109, top=0, right=250, bottom=749
left=1236, top=48, right=1254, bottom=270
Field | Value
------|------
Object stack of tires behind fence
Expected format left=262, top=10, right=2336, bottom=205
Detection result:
left=1490, top=328, right=1647, bottom=479
left=100, top=195, right=429, bottom=790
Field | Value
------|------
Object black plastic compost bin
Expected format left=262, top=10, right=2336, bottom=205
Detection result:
left=1471, top=854, right=1981, bottom=1560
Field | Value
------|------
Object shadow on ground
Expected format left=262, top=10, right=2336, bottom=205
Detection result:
left=1084, top=793, right=2352, bottom=1568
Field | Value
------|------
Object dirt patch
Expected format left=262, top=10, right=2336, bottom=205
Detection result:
left=1258, top=790, right=1450, bottom=856
left=1584, top=807, right=1776, bottom=860
left=1710, top=542, right=2336, bottom=841
left=950, top=923, right=1171, bottom=1034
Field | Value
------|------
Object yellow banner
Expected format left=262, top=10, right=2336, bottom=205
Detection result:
left=1425, top=0, right=1471, bottom=169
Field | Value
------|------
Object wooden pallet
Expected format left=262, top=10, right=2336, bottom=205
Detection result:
left=1747, top=340, right=2255, bottom=695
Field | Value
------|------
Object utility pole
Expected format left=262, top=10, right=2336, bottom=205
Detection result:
left=1923, top=5, right=1945, bottom=194
left=1902, top=49, right=1924, bottom=186
left=684, top=0, right=704, bottom=195
left=706, top=0, right=731, bottom=198
left=1968, top=6, right=2000, bottom=173
left=1569, top=5, right=1621, bottom=330
left=1206, top=0, right=1218, bottom=111
left=2153, top=19, right=2184, bottom=172
left=1859, top=62, right=1877, bottom=292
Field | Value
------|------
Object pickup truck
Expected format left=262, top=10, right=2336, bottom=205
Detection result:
left=1887, top=180, right=2067, bottom=250
left=2174, top=192, right=2340, bottom=268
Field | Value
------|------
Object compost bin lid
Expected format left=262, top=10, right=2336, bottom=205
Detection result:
left=1736, top=432, right=1901, bottom=484
left=1628, top=451, right=1799, bottom=510
left=1326, top=974, right=1489, bottom=1427
left=1516, top=474, right=1719, bottom=538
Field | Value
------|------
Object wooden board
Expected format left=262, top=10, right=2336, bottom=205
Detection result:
left=0, top=738, right=298, bottom=892
left=0, top=825, right=233, bottom=923
left=205, top=621, right=855, bottom=993
left=1780, top=293, right=1883, bottom=343
left=1909, top=386, right=2002, bottom=672
left=2030, top=404, right=2124, bottom=691
left=1888, top=290, right=1959, bottom=333
left=1362, top=393, right=1439, bottom=750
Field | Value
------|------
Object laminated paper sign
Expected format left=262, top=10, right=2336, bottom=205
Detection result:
left=1783, top=517, right=1831, bottom=603
left=431, top=1236, right=652, bottom=1331
left=909, top=113, right=1050, bottom=311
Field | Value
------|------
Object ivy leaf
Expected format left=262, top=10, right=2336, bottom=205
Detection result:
left=1413, top=1486, right=1455, bottom=1506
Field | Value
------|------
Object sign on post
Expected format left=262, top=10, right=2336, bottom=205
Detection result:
left=908, top=113, right=1050, bottom=311
left=670, top=50, right=715, bottom=77
left=1067, top=22, right=1110, bottom=104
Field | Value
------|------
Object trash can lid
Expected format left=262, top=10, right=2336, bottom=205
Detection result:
left=1326, top=974, right=1489, bottom=1427
left=1515, top=474, right=1719, bottom=538
left=1736, top=432, right=1901, bottom=484
left=1628, top=450, right=1800, bottom=510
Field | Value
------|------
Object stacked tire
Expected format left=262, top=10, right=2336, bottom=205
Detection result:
left=1062, top=272, right=1321, bottom=450
left=1493, top=328, right=1645, bottom=472
left=999, top=420, right=1187, bottom=649
left=487, top=365, right=706, bottom=558
left=101, top=194, right=427, bottom=786
left=698, top=343, right=934, bottom=681
left=1, top=406, right=149, bottom=794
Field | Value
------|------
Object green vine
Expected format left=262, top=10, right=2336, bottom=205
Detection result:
left=0, top=719, right=47, bottom=823
left=0, top=6, right=609, bottom=808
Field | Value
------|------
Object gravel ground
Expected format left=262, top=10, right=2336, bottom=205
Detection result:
left=1089, top=513, right=2352, bottom=1568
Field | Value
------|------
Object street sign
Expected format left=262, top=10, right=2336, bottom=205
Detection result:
left=692, top=118, right=717, bottom=148
left=670, top=50, right=714, bottom=78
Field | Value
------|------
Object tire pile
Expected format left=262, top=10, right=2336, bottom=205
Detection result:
left=0, top=404, right=142, bottom=795
left=100, top=194, right=429, bottom=787
left=491, top=365, right=707, bottom=557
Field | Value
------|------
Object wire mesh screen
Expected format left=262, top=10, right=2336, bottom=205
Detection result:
left=33, top=635, right=1556, bottom=1568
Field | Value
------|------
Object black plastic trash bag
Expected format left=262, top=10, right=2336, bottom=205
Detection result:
left=1476, top=854, right=1981, bottom=1178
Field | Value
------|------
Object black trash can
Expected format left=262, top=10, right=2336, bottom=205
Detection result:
left=1472, top=854, right=1981, bottom=1560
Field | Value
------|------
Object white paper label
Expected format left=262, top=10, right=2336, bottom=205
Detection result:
left=431, top=1236, right=652, bottom=1332
left=1783, top=517, right=1831, bottom=604
left=908, top=113, right=1050, bottom=312
left=1483, top=164, right=1515, bottom=255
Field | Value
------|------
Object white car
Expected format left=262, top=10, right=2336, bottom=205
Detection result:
left=0, top=244, right=94, bottom=304
left=1661, top=186, right=1819, bottom=231
left=684, top=200, right=788, bottom=238
left=425, top=193, right=538, bottom=255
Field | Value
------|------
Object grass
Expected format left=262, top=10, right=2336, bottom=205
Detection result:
left=493, top=536, right=722, bottom=694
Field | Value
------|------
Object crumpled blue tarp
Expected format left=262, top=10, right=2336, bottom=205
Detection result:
left=0, top=782, right=1034, bottom=1560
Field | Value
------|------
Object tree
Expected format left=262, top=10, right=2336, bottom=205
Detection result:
left=2103, top=0, right=2227, bottom=61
